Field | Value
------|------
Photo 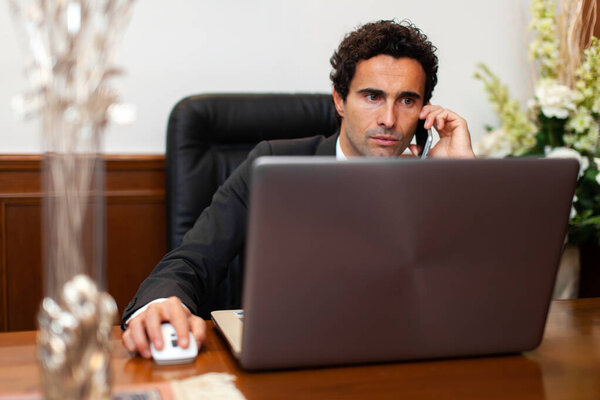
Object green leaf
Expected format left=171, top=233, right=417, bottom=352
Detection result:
left=580, top=216, right=600, bottom=226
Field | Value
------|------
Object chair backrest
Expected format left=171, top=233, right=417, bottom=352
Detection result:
left=165, top=93, right=339, bottom=316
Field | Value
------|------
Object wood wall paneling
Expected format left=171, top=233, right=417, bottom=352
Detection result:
left=106, top=196, right=166, bottom=319
left=0, top=155, right=166, bottom=332
left=5, top=199, right=42, bottom=332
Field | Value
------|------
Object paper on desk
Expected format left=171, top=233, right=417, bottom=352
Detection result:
left=170, top=373, right=246, bottom=400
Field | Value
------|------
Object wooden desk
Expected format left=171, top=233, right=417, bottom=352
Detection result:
left=1, top=298, right=599, bottom=399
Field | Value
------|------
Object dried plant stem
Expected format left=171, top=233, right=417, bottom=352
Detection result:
left=10, top=2, right=135, bottom=399
left=581, top=0, right=597, bottom=47
left=557, top=0, right=598, bottom=87
left=44, top=106, right=102, bottom=299
left=558, top=0, right=581, bottom=86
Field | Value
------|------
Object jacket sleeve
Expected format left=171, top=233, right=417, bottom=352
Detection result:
left=121, top=141, right=273, bottom=325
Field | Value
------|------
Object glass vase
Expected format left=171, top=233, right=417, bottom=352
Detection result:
left=36, top=102, right=116, bottom=400
left=8, top=1, right=137, bottom=399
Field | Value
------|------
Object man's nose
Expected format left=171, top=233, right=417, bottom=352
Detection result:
left=377, top=102, right=396, bottom=128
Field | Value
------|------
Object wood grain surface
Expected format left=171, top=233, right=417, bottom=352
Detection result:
left=0, top=298, right=599, bottom=400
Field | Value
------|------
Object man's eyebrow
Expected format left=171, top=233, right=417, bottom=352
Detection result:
left=357, top=88, right=385, bottom=96
left=356, top=88, right=422, bottom=100
left=398, top=91, right=422, bottom=99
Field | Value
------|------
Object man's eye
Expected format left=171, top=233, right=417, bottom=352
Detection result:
left=365, top=94, right=379, bottom=101
left=402, top=98, right=415, bottom=105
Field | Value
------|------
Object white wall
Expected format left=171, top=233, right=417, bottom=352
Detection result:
left=0, top=0, right=533, bottom=154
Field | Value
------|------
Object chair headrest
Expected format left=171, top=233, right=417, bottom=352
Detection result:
left=165, top=93, right=339, bottom=250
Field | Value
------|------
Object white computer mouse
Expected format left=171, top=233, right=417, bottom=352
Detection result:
left=150, top=322, right=198, bottom=365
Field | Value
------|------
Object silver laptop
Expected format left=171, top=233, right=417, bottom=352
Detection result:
left=212, top=157, right=578, bottom=370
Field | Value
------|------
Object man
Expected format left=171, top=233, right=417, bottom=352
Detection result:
left=122, top=19, right=475, bottom=358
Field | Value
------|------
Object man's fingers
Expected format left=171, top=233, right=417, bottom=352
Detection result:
left=189, top=316, right=207, bottom=349
left=420, top=105, right=440, bottom=129
left=166, top=297, right=192, bottom=348
left=435, top=110, right=449, bottom=131
left=129, top=319, right=152, bottom=359
left=122, top=330, right=136, bottom=353
left=144, top=307, right=165, bottom=350
left=419, top=103, right=437, bottom=119
left=423, top=109, right=441, bottom=130
left=419, top=104, right=474, bottom=159
left=422, top=106, right=460, bottom=133
left=407, top=144, right=420, bottom=157
left=121, top=297, right=197, bottom=359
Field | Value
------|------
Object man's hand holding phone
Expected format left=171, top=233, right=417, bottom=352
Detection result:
left=409, top=105, right=475, bottom=159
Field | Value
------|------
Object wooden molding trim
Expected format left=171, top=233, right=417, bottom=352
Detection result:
left=0, top=154, right=167, bottom=331
left=0, top=154, right=165, bottom=171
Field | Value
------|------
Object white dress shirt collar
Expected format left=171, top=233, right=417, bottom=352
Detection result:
left=335, top=135, right=348, bottom=160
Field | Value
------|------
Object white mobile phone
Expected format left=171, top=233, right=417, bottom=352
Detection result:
left=420, top=129, right=432, bottom=159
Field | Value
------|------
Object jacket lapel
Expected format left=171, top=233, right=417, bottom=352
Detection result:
left=315, top=132, right=339, bottom=156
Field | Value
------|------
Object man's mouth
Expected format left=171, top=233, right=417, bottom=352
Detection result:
left=370, top=135, right=399, bottom=146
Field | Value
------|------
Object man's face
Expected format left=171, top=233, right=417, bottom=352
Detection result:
left=333, top=55, right=426, bottom=157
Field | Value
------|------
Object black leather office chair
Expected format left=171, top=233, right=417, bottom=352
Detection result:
left=165, top=93, right=339, bottom=318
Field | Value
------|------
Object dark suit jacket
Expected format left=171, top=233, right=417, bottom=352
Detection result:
left=122, top=133, right=338, bottom=325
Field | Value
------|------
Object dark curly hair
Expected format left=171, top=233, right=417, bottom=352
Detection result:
left=330, top=20, right=438, bottom=104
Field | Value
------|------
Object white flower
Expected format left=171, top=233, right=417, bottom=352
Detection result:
left=545, top=146, right=588, bottom=177
left=537, top=17, right=554, bottom=32
left=535, top=80, right=576, bottom=119
left=568, top=108, right=594, bottom=133
left=474, top=129, right=511, bottom=157
left=593, top=97, right=600, bottom=114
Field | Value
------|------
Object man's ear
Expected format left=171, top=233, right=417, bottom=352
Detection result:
left=332, top=88, right=344, bottom=119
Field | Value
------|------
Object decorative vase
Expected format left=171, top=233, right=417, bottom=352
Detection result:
left=9, top=1, right=136, bottom=399
left=36, top=118, right=116, bottom=400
